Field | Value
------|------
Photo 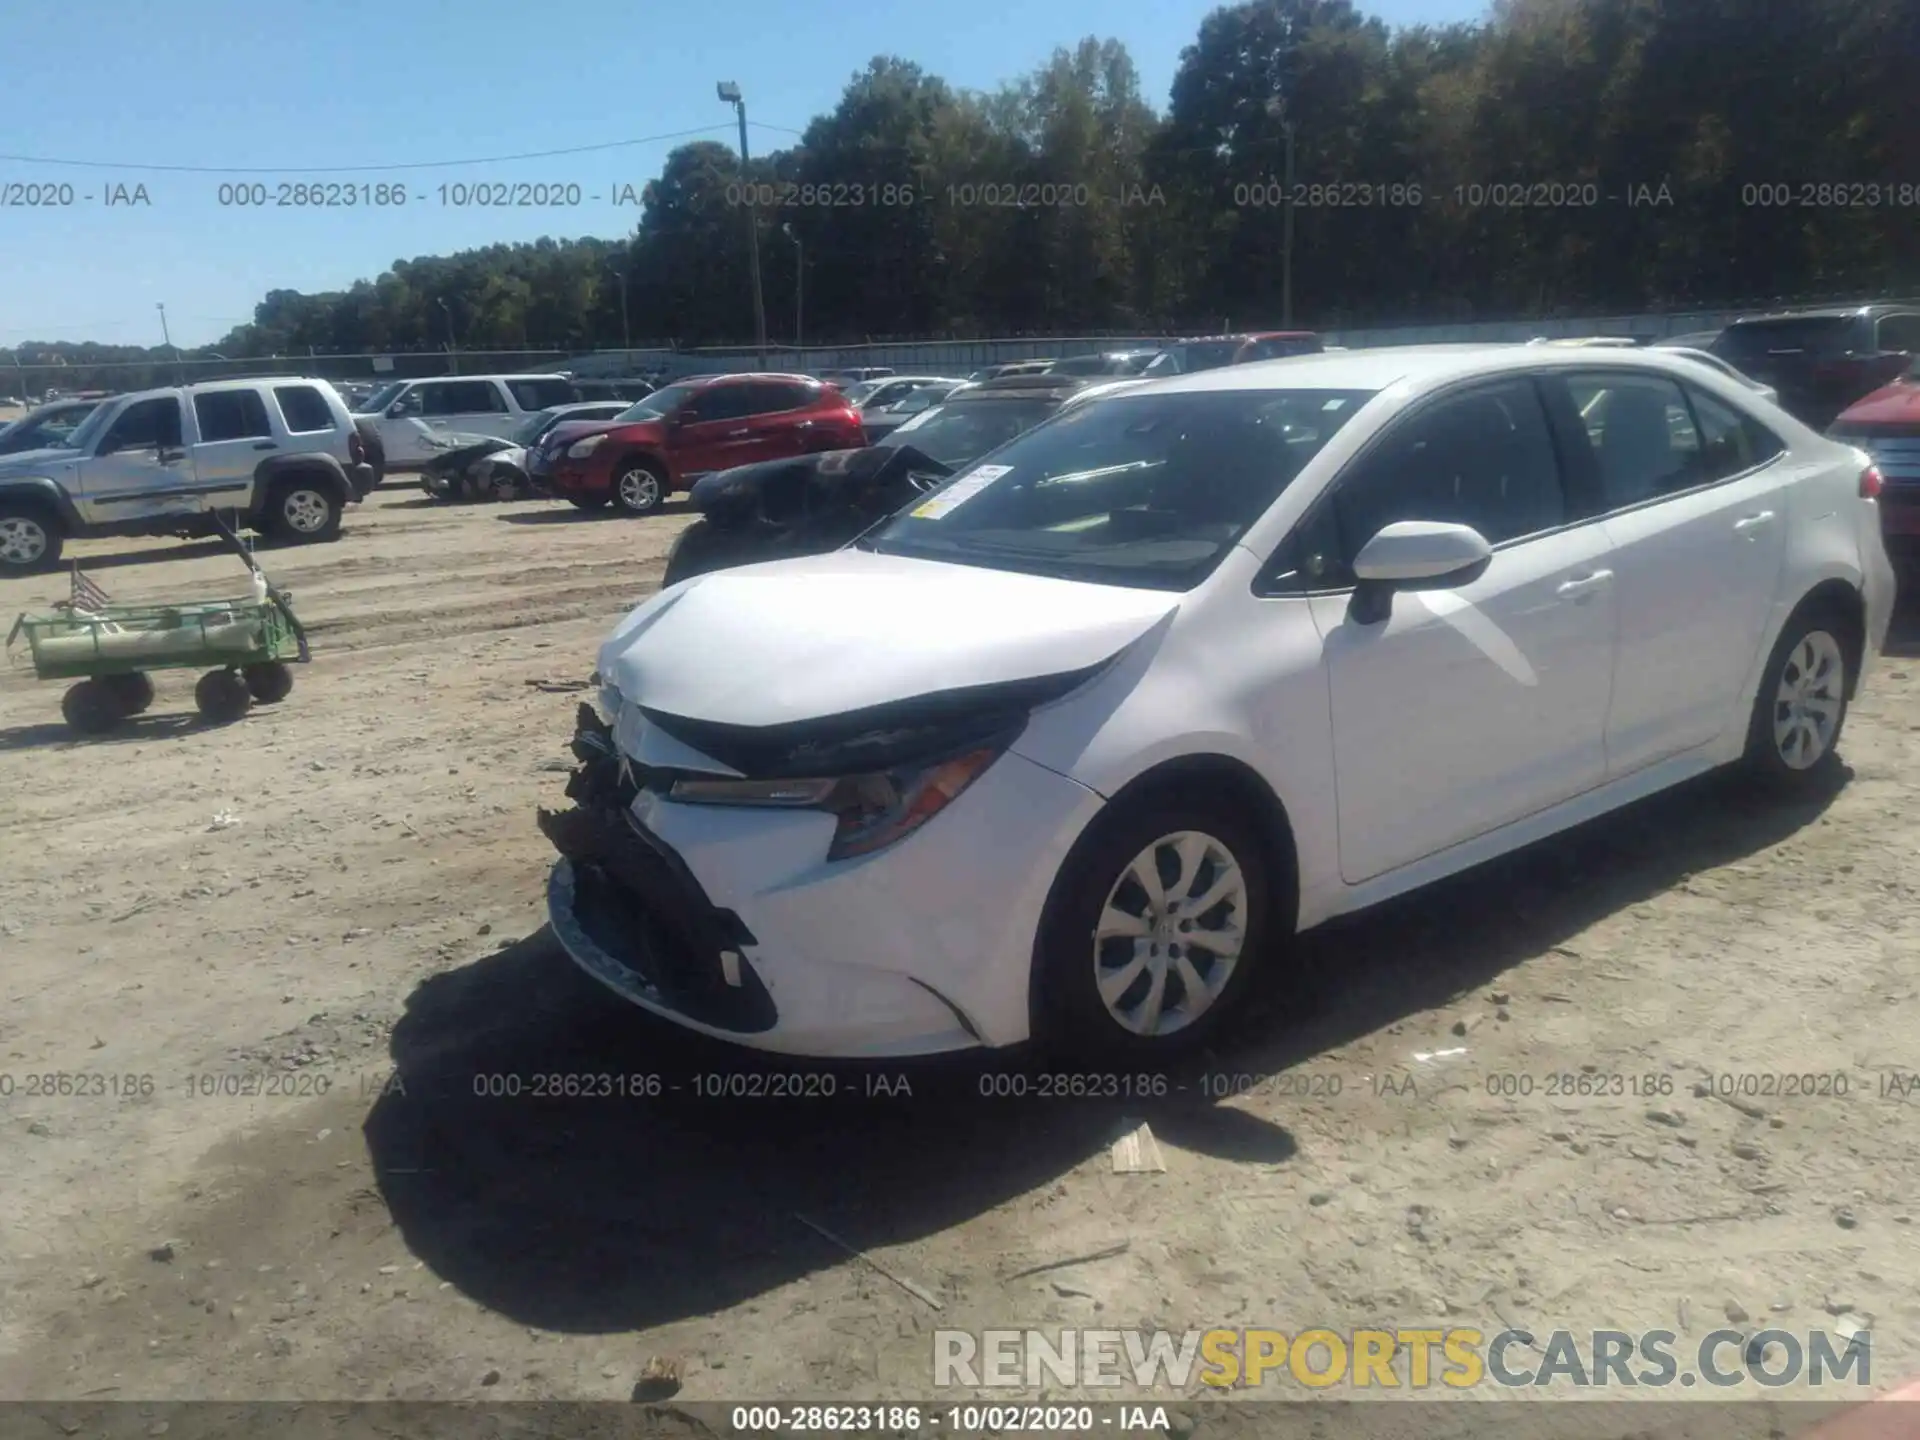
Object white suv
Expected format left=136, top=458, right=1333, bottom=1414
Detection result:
left=353, top=374, right=577, bottom=467
left=0, top=377, right=373, bottom=573
left=552, top=345, right=1895, bottom=1060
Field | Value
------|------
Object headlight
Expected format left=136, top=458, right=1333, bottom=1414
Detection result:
left=668, top=744, right=1006, bottom=862
left=567, top=435, right=608, bottom=459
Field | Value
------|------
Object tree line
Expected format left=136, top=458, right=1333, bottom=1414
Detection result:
left=11, top=0, right=1916, bottom=391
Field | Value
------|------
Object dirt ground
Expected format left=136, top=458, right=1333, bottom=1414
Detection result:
left=3, top=484, right=1919, bottom=1413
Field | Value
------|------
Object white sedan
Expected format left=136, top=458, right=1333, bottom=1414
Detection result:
left=549, top=345, right=1896, bottom=1060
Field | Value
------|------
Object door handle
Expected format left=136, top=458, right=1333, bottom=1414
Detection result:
left=1733, top=510, right=1776, bottom=535
left=726, top=428, right=751, bottom=438
left=157, top=449, right=186, bottom=464
left=1555, top=569, right=1614, bottom=599
left=253, top=441, right=278, bottom=451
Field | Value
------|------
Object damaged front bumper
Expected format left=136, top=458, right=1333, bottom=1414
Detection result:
left=539, top=704, right=775, bottom=1034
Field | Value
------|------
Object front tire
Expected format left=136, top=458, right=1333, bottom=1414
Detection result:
left=612, top=459, right=668, bottom=516
left=1742, top=606, right=1852, bottom=792
left=1034, top=794, right=1273, bottom=1062
left=195, top=668, right=253, bottom=723
left=0, top=503, right=63, bottom=574
left=267, top=479, right=343, bottom=543
left=62, top=679, right=127, bottom=735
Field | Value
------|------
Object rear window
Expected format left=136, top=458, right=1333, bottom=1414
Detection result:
left=1716, top=317, right=1858, bottom=359
left=274, top=385, right=336, bottom=434
left=509, top=378, right=577, bottom=410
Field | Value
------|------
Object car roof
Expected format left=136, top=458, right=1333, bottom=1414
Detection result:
left=960, top=373, right=1093, bottom=396
left=1121, top=342, right=1749, bottom=397
left=684, top=371, right=819, bottom=387
left=1726, top=306, right=1904, bottom=324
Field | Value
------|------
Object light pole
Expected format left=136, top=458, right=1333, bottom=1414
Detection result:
left=783, top=223, right=802, bottom=351
left=609, top=264, right=632, bottom=356
left=436, top=299, right=458, bottom=372
left=1267, top=96, right=1297, bottom=328
left=717, top=80, right=769, bottom=369
left=156, top=302, right=185, bottom=385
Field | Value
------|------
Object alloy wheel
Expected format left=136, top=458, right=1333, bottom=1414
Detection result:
left=283, top=490, right=330, bottom=533
left=1092, top=830, right=1248, bottom=1038
left=0, top=516, right=49, bottom=566
left=617, top=469, right=662, bottom=511
left=1772, top=629, right=1845, bottom=770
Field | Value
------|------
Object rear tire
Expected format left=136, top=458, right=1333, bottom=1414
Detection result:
left=101, top=671, right=155, bottom=715
left=242, top=661, right=294, bottom=704
left=1741, top=605, right=1852, bottom=793
left=1033, top=792, right=1274, bottom=1063
left=612, top=459, right=668, bottom=515
left=195, top=668, right=253, bottom=723
left=62, top=679, right=127, bottom=735
left=0, top=503, right=63, bottom=574
left=266, top=479, right=343, bottom=544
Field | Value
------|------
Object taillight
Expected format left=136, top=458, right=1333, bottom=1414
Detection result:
left=1861, top=464, right=1884, bottom=499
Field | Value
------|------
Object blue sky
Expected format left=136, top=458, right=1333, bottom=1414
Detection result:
left=3, top=0, right=1484, bottom=349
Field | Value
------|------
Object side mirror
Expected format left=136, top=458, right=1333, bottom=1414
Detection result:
left=387, top=403, right=408, bottom=418
left=1349, top=520, right=1492, bottom=624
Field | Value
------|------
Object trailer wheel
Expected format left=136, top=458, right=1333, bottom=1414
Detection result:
left=195, top=668, right=253, bottom=723
left=62, top=679, right=127, bottom=735
left=102, top=671, right=156, bottom=715
left=243, top=661, right=294, bottom=703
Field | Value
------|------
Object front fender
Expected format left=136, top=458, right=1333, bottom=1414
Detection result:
left=0, top=476, right=82, bottom=529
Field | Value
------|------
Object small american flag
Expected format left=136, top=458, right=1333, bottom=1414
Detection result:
left=70, top=563, right=109, bottom=612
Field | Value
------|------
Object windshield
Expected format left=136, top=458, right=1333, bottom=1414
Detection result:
left=61, top=400, right=116, bottom=453
left=843, top=380, right=885, bottom=405
left=357, top=382, right=406, bottom=414
left=615, top=383, right=700, bottom=422
left=513, top=409, right=561, bottom=445
left=877, top=396, right=1061, bottom=467
left=865, top=388, right=1374, bottom=590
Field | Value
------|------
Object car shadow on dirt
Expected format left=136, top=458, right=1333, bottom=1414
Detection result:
left=497, top=500, right=696, bottom=526
left=1227, top=764, right=1852, bottom=1078
left=364, top=761, right=1846, bottom=1338
left=364, top=929, right=1296, bottom=1335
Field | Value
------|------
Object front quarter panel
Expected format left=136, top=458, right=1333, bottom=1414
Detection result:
left=1010, top=547, right=1340, bottom=929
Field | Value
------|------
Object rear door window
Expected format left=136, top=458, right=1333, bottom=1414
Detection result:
left=193, top=389, right=273, bottom=443
left=1717, top=316, right=1857, bottom=361
left=508, top=378, right=577, bottom=410
left=1874, top=315, right=1920, bottom=356
left=274, top=385, right=337, bottom=433
left=1557, top=373, right=1703, bottom=508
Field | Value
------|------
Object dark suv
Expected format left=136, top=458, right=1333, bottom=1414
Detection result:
left=1711, top=305, right=1920, bottom=429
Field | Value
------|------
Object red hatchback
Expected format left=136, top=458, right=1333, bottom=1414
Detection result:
left=540, top=373, right=865, bottom=515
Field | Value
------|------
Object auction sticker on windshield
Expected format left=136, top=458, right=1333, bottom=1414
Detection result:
left=911, top=464, right=1013, bottom=519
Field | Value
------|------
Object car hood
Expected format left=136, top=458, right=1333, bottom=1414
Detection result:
left=1835, top=380, right=1920, bottom=429
left=0, top=446, right=82, bottom=472
left=598, top=548, right=1180, bottom=729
